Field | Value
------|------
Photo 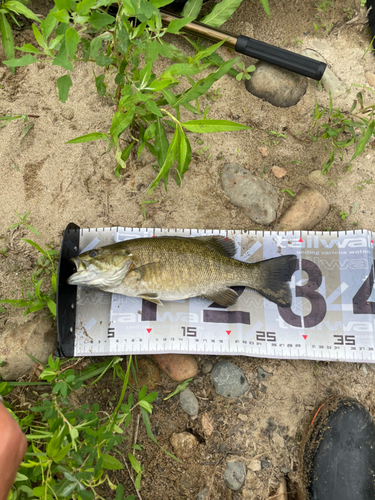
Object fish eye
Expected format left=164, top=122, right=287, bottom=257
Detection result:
left=89, top=250, right=98, bottom=258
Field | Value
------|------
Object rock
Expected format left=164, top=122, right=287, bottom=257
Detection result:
left=201, top=359, right=214, bottom=375
left=271, top=166, right=287, bottom=179
left=245, top=61, right=308, bottom=107
left=258, top=147, right=268, bottom=157
left=197, top=487, right=209, bottom=500
left=249, top=459, right=262, bottom=472
left=224, top=461, right=247, bottom=491
left=274, top=187, right=329, bottom=231
left=211, top=360, right=249, bottom=399
left=153, top=353, right=198, bottom=381
left=257, top=367, right=273, bottom=381
left=360, top=364, right=368, bottom=375
left=61, top=107, right=75, bottom=120
left=308, top=169, right=327, bottom=186
left=202, top=413, right=214, bottom=436
left=221, top=163, right=278, bottom=225
left=170, top=432, right=198, bottom=458
left=129, top=356, right=160, bottom=390
left=0, top=316, right=56, bottom=381
left=261, top=460, right=271, bottom=469
left=365, top=71, right=375, bottom=88
left=238, top=414, right=248, bottom=422
left=301, top=49, right=346, bottom=98
left=280, top=465, right=291, bottom=474
left=180, top=388, right=199, bottom=416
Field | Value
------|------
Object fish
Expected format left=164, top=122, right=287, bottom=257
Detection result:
left=67, top=235, right=297, bottom=308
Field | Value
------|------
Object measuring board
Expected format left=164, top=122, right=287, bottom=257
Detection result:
left=56, top=225, right=375, bottom=362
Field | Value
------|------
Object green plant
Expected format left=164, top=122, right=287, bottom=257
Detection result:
left=2, top=0, right=255, bottom=192
left=3, top=355, right=173, bottom=499
left=0, top=237, right=8, bottom=257
left=0, top=0, right=40, bottom=74
left=0, top=238, right=59, bottom=317
left=7, top=211, right=40, bottom=235
left=354, top=179, right=374, bottom=189
left=340, top=210, right=349, bottom=220
left=235, top=61, right=255, bottom=81
left=313, top=0, right=335, bottom=36
left=308, top=92, right=375, bottom=173
left=206, top=87, right=222, bottom=101
left=281, top=188, right=295, bottom=197
left=140, top=199, right=158, bottom=219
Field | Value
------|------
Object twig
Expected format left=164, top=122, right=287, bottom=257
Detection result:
left=133, top=413, right=141, bottom=452
left=124, top=459, right=143, bottom=500
left=60, top=357, right=84, bottom=373
left=268, top=491, right=296, bottom=499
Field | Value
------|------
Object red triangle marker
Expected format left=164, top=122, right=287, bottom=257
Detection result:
left=226, top=330, right=231, bottom=335
left=302, top=335, right=307, bottom=340
left=299, top=238, right=304, bottom=243
left=146, top=328, right=152, bottom=333
left=372, top=240, right=374, bottom=244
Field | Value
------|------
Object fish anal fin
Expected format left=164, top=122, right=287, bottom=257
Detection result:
left=138, top=293, right=163, bottom=306
left=203, top=288, right=238, bottom=307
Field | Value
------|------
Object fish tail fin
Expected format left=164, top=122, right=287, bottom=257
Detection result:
left=252, top=255, right=297, bottom=308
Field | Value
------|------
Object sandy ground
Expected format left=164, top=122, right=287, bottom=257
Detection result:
left=1, top=0, right=375, bottom=497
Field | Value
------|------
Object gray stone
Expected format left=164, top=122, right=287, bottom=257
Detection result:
left=245, top=61, right=308, bottom=107
left=197, top=487, right=209, bottom=500
left=308, top=169, right=328, bottom=186
left=0, top=316, right=56, bottom=380
left=201, top=359, right=214, bottom=374
left=221, top=163, right=278, bottom=225
left=211, top=361, right=249, bottom=399
left=224, top=461, right=246, bottom=491
left=179, top=388, right=199, bottom=416
left=261, top=460, right=271, bottom=469
left=257, top=367, right=273, bottom=381
left=280, top=465, right=291, bottom=474
left=302, top=49, right=346, bottom=98
left=274, top=187, right=329, bottom=231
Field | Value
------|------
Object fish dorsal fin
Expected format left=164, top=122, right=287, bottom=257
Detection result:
left=202, top=288, right=238, bottom=307
left=194, top=236, right=236, bottom=258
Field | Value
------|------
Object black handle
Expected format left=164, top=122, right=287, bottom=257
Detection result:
left=235, top=35, right=326, bottom=81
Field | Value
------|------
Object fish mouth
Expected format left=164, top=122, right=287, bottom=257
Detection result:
left=67, top=257, right=92, bottom=285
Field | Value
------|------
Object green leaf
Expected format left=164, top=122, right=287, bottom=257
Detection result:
left=166, top=17, right=194, bottom=34
left=3, top=54, right=37, bottom=67
left=66, top=132, right=108, bottom=144
left=5, top=1, right=40, bottom=22
left=53, top=9, right=70, bottom=23
left=121, top=141, right=135, bottom=162
left=79, top=490, right=94, bottom=500
left=154, top=117, right=169, bottom=167
left=182, top=0, right=203, bottom=20
left=32, top=24, right=47, bottom=50
left=102, top=454, right=124, bottom=470
left=115, top=18, right=129, bottom=56
left=149, top=128, right=180, bottom=192
left=182, top=119, right=250, bottom=133
left=110, top=106, right=135, bottom=147
left=40, top=9, right=58, bottom=38
left=349, top=120, right=375, bottom=164
left=164, top=377, right=193, bottom=400
left=115, top=485, right=125, bottom=500
left=65, top=27, right=80, bottom=59
left=0, top=13, right=15, bottom=61
left=90, top=37, right=102, bottom=58
left=192, top=39, right=226, bottom=63
left=140, top=408, right=179, bottom=461
left=16, top=43, right=41, bottom=54
left=149, top=0, right=174, bottom=6
left=56, top=74, right=72, bottom=103
left=52, top=53, right=73, bottom=70
left=54, top=0, right=72, bottom=10
left=89, top=11, right=115, bottom=29
left=95, top=51, right=113, bottom=67
left=128, top=453, right=141, bottom=474
left=47, top=298, right=56, bottom=317
left=76, top=0, right=96, bottom=15
left=176, top=130, right=191, bottom=182
left=201, top=0, right=244, bottom=28
left=259, top=0, right=270, bottom=16
left=95, top=73, right=106, bottom=96
left=145, top=99, right=163, bottom=117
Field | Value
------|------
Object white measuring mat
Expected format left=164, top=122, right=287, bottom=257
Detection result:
left=73, top=227, right=375, bottom=362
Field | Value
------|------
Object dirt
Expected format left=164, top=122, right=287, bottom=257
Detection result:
left=1, top=0, right=375, bottom=498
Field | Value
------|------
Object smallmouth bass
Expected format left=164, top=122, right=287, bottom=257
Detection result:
left=67, top=235, right=297, bottom=308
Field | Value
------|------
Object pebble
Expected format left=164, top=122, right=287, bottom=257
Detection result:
left=249, top=459, right=262, bottom=472
left=274, top=187, right=329, bottom=231
left=153, top=353, right=198, bottom=381
left=180, top=388, right=199, bottom=416
left=302, top=49, right=346, bottom=98
left=365, top=71, right=375, bottom=88
left=197, top=487, right=209, bottom=500
left=201, top=359, right=214, bottom=375
left=0, top=317, right=56, bottom=381
left=170, top=432, right=198, bottom=458
left=245, top=61, right=307, bottom=107
left=308, top=169, right=328, bottom=186
left=211, top=360, right=249, bottom=399
left=61, top=107, right=75, bottom=120
left=129, top=356, right=160, bottom=390
left=224, top=461, right=247, bottom=491
left=238, top=414, right=248, bottom=422
left=360, top=364, right=368, bottom=375
left=257, top=367, right=273, bottom=381
left=271, top=166, right=287, bottom=179
left=280, top=465, right=291, bottom=474
left=221, top=163, right=278, bottom=225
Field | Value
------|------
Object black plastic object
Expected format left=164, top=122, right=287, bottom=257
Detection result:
left=368, top=0, right=375, bottom=50
left=235, top=35, right=326, bottom=80
left=303, top=396, right=375, bottom=500
left=56, top=223, right=80, bottom=357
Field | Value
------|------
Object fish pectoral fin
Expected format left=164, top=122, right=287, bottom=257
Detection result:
left=202, top=288, right=238, bottom=307
left=132, top=262, right=161, bottom=281
left=138, top=293, right=163, bottom=306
